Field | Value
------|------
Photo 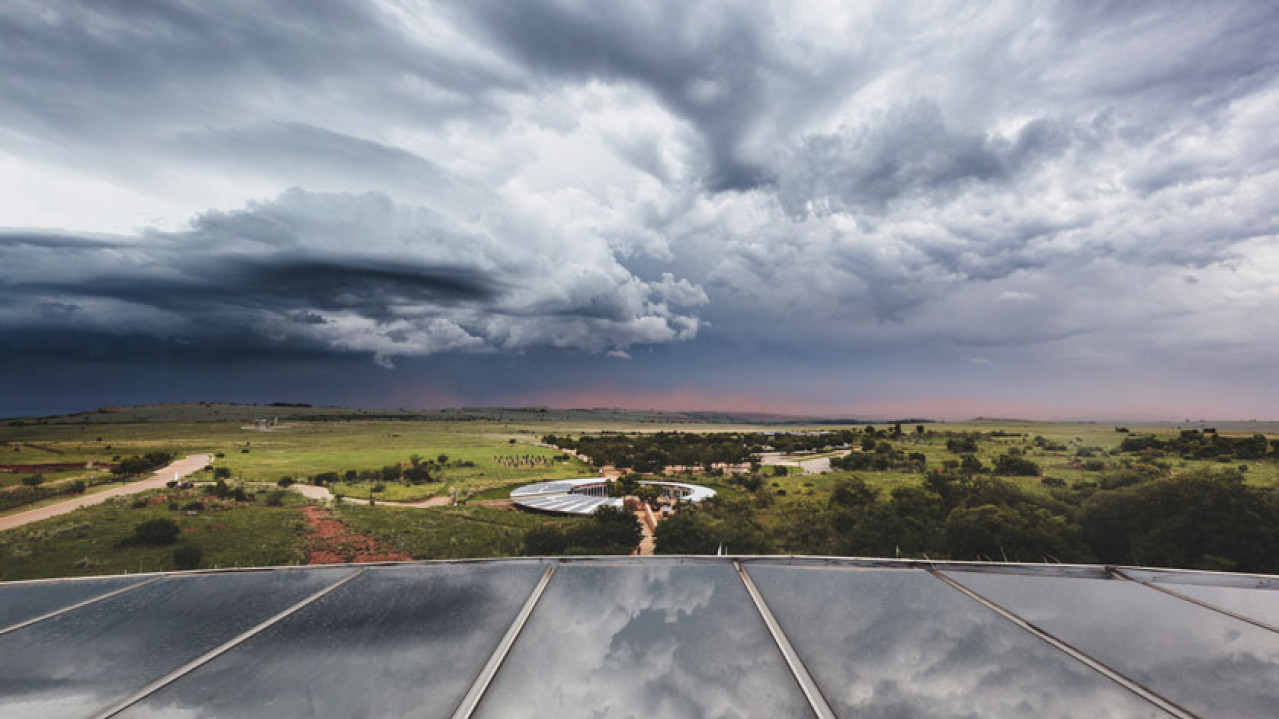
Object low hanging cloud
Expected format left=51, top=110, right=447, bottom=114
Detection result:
left=2, top=1, right=1279, bottom=413
left=0, top=189, right=705, bottom=366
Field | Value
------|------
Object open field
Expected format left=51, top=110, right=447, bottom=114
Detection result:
left=2, top=404, right=1278, bottom=578
left=0, top=487, right=310, bottom=581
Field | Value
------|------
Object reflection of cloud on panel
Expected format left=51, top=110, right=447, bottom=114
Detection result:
left=474, top=562, right=815, bottom=719
left=747, top=565, right=1165, bottom=718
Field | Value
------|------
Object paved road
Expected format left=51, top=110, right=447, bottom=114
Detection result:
left=0, top=454, right=211, bottom=533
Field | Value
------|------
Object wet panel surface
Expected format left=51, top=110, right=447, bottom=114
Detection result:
left=746, top=563, right=1167, bottom=719
left=0, top=575, right=145, bottom=630
left=119, top=561, right=549, bottom=719
left=474, top=560, right=816, bottom=719
left=0, top=568, right=352, bottom=719
left=943, top=570, right=1279, bottom=719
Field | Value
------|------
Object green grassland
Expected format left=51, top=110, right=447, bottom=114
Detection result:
left=2, top=405, right=1277, bottom=579
left=335, top=504, right=580, bottom=560
left=0, top=487, right=309, bottom=581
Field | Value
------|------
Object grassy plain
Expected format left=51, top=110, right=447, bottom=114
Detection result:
left=0, top=487, right=309, bottom=581
left=2, top=404, right=1277, bottom=579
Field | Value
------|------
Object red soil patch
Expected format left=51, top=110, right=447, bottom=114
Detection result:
left=300, top=506, right=411, bottom=565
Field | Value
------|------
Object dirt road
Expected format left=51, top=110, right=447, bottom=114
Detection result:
left=290, top=484, right=452, bottom=508
left=0, top=454, right=211, bottom=533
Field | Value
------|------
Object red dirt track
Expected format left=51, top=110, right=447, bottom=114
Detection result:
left=301, top=506, right=410, bottom=564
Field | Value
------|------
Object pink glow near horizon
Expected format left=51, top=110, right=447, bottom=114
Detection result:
left=501, top=384, right=1272, bottom=422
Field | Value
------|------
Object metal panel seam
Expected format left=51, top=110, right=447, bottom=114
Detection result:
left=1108, top=568, right=1279, bottom=635
left=734, top=560, right=838, bottom=719
left=92, top=568, right=367, bottom=719
left=0, top=575, right=165, bottom=637
left=927, top=569, right=1197, bottom=719
left=450, top=561, right=558, bottom=719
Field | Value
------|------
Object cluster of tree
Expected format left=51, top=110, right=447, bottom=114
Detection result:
left=544, top=428, right=929, bottom=473
left=653, top=498, right=774, bottom=554
left=521, top=505, right=642, bottom=555
left=310, top=454, right=465, bottom=487
left=1119, top=430, right=1274, bottom=461
left=110, top=452, right=175, bottom=479
left=831, top=443, right=926, bottom=472
left=758, top=467, right=1279, bottom=573
left=545, top=432, right=754, bottom=473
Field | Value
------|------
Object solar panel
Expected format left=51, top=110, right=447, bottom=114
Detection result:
left=1, top=558, right=1277, bottom=719
left=118, top=562, right=549, bottom=719
left=472, top=559, right=817, bottom=719
left=942, top=568, right=1279, bottom=718
left=746, top=562, right=1167, bottom=718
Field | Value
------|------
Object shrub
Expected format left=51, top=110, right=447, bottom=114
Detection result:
left=277, top=476, right=295, bottom=487
left=127, top=518, right=181, bottom=546
left=165, top=480, right=178, bottom=489
left=264, top=490, right=287, bottom=507
left=173, top=544, right=203, bottom=570
left=21, top=474, right=45, bottom=487
left=182, top=501, right=205, bottom=512
left=522, top=526, right=567, bottom=555
left=131, top=499, right=148, bottom=509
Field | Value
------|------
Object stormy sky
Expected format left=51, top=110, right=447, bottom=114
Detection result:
left=2, top=1, right=1278, bottom=419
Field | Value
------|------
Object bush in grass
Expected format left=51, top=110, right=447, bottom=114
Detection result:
left=522, top=526, right=567, bottom=555
left=182, top=501, right=205, bottom=512
left=127, top=518, right=181, bottom=546
left=21, top=474, right=45, bottom=487
left=173, top=544, right=203, bottom=570
left=277, top=476, right=295, bottom=487
left=131, top=499, right=148, bottom=509
left=264, top=490, right=288, bottom=507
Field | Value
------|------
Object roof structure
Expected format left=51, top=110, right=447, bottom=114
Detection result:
left=509, top=478, right=715, bottom=516
left=1, top=557, right=1277, bottom=718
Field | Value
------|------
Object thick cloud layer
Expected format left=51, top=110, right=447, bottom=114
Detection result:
left=2, top=1, right=1277, bottom=416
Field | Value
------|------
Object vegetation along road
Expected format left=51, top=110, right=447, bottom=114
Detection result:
left=0, top=453, right=210, bottom=532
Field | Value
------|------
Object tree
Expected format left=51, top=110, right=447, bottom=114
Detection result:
left=21, top=474, right=44, bottom=487
left=564, top=504, right=642, bottom=554
left=654, top=511, right=717, bottom=554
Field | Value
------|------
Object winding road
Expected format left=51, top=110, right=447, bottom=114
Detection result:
left=0, top=454, right=211, bottom=532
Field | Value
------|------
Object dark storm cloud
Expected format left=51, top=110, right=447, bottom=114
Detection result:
left=449, top=0, right=816, bottom=191
left=3, top=1, right=1279, bottom=415
left=778, top=103, right=1071, bottom=215
left=0, top=189, right=704, bottom=366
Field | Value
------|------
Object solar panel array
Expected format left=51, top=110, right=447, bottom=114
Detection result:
left=1, top=557, right=1276, bottom=718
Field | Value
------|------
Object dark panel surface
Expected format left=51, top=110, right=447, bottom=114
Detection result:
left=0, top=568, right=351, bottom=719
left=119, top=561, right=548, bottom=719
left=0, top=576, right=144, bottom=630
left=747, top=564, right=1167, bottom=718
left=475, top=560, right=816, bottom=719
left=944, top=570, right=1279, bottom=719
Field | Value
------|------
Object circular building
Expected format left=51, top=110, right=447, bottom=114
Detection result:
left=510, top=478, right=716, bottom=516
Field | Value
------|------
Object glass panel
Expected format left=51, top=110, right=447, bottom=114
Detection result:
left=1120, top=569, right=1279, bottom=627
left=474, top=560, right=816, bottom=719
left=1153, top=583, right=1279, bottom=628
left=943, top=570, right=1279, bottom=719
left=119, top=561, right=549, bottom=719
left=0, top=568, right=351, bottom=719
left=0, top=576, right=144, bottom=630
left=746, top=563, right=1165, bottom=718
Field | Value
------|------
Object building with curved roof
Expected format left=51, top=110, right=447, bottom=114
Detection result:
left=509, top=478, right=716, bottom=516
